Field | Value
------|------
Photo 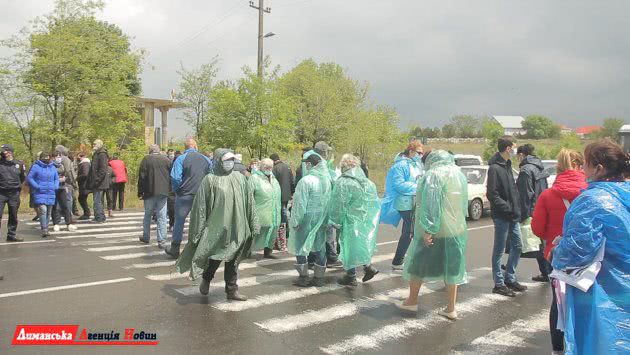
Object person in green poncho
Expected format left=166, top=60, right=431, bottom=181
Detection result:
left=175, top=148, right=259, bottom=301
left=329, top=154, right=380, bottom=287
left=289, top=151, right=333, bottom=287
left=248, top=158, right=281, bottom=259
left=398, top=150, right=469, bottom=320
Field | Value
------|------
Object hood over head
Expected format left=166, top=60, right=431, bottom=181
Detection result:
left=213, top=148, right=234, bottom=176
left=520, top=155, right=543, bottom=169
left=424, top=150, right=455, bottom=171
left=55, top=145, right=69, bottom=156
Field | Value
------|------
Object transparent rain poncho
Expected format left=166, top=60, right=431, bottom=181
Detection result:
left=176, top=149, right=259, bottom=280
left=248, top=170, right=282, bottom=250
left=288, top=151, right=333, bottom=256
left=403, top=150, right=469, bottom=285
left=328, top=167, right=380, bottom=270
left=551, top=181, right=630, bottom=355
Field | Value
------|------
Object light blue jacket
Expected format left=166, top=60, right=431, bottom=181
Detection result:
left=170, top=148, right=212, bottom=194
left=379, top=154, right=424, bottom=226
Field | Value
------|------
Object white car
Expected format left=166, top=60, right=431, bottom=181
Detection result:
left=454, top=154, right=483, bottom=166
left=542, top=160, right=557, bottom=186
left=461, top=166, right=489, bottom=221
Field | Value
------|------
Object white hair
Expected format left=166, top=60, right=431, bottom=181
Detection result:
left=260, top=158, right=274, bottom=170
left=339, top=154, right=360, bottom=171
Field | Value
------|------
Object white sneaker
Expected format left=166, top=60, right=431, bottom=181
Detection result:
left=53, top=225, right=60, bottom=232
left=395, top=301, right=417, bottom=313
left=67, top=224, right=78, bottom=232
left=437, top=308, right=458, bottom=320
left=391, top=264, right=404, bottom=271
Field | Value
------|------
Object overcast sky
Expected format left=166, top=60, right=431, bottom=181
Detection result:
left=2, top=0, right=629, bottom=139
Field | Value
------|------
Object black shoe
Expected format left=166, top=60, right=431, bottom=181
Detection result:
left=199, top=279, right=210, bottom=295
left=6, top=236, right=24, bottom=242
left=362, top=265, right=379, bottom=282
left=307, top=263, right=314, bottom=270
left=165, top=243, right=180, bottom=259
left=226, top=291, right=247, bottom=301
left=31, top=215, right=39, bottom=221
left=263, top=248, right=277, bottom=259
left=506, top=281, right=528, bottom=292
left=139, top=237, right=149, bottom=244
left=326, top=259, right=342, bottom=268
left=78, top=215, right=91, bottom=221
left=492, top=285, right=516, bottom=297
left=500, top=264, right=506, bottom=271
left=337, top=275, right=358, bottom=287
left=531, top=274, right=550, bottom=282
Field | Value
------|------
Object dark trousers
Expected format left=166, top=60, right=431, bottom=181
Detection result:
left=281, top=201, right=289, bottom=238
left=167, top=194, right=175, bottom=228
left=550, top=281, right=565, bottom=351
left=0, top=189, right=20, bottom=239
left=72, top=193, right=79, bottom=215
left=52, top=188, right=72, bottom=226
left=78, top=189, right=91, bottom=217
left=536, top=250, right=552, bottom=277
left=105, top=187, right=114, bottom=211
left=111, top=182, right=125, bottom=210
left=325, top=227, right=338, bottom=261
left=392, top=209, right=414, bottom=266
left=202, top=258, right=238, bottom=293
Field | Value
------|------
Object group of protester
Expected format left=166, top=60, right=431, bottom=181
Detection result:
left=1, top=133, right=628, bottom=354
left=0, top=140, right=128, bottom=240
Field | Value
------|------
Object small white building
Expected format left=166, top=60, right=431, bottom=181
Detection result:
left=493, top=115, right=526, bottom=136
left=620, top=124, right=630, bottom=153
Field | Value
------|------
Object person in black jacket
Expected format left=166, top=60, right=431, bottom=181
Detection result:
left=270, top=153, right=295, bottom=250
left=487, top=136, right=526, bottom=297
left=516, top=144, right=551, bottom=282
left=138, top=144, right=172, bottom=249
left=76, top=153, right=92, bottom=219
left=87, top=139, right=110, bottom=223
left=0, top=144, right=26, bottom=242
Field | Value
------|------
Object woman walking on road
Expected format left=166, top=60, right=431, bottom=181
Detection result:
left=531, top=149, right=586, bottom=355
left=27, top=152, right=59, bottom=238
left=551, top=140, right=629, bottom=355
left=399, top=150, right=469, bottom=320
left=248, top=158, right=282, bottom=259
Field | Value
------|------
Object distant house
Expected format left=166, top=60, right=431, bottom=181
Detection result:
left=575, top=125, right=602, bottom=138
left=619, top=124, right=630, bottom=153
left=492, top=116, right=526, bottom=136
left=560, top=125, right=574, bottom=135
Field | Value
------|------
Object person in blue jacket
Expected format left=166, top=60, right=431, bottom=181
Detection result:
left=165, top=138, right=212, bottom=258
left=551, top=140, right=630, bottom=355
left=27, top=152, right=59, bottom=238
left=380, top=140, right=425, bottom=270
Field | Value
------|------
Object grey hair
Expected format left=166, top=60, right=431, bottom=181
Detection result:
left=93, top=139, right=104, bottom=149
left=260, top=158, right=274, bottom=170
left=339, top=154, right=360, bottom=171
left=184, top=138, right=197, bottom=149
left=148, top=144, right=161, bottom=154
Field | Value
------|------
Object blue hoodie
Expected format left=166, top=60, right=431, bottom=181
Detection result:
left=552, top=181, right=630, bottom=355
left=27, top=160, right=59, bottom=205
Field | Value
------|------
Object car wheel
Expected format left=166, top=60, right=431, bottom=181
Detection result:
left=469, top=199, right=483, bottom=221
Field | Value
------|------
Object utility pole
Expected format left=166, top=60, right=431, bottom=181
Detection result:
left=249, top=0, right=271, bottom=78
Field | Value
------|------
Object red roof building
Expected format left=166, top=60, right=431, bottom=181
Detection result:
left=575, top=125, right=602, bottom=137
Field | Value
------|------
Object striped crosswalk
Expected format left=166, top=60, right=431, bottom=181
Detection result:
left=6, top=211, right=551, bottom=354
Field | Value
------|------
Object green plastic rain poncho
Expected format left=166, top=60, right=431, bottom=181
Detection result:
left=403, top=150, right=469, bottom=285
left=175, top=149, right=259, bottom=280
left=328, top=167, right=380, bottom=270
left=248, top=170, right=281, bottom=250
left=288, top=151, right=333, bottom=256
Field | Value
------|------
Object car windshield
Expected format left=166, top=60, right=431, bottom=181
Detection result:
left=542, top=161, right=557, bottom=175
left=461, top=167, right=487, bottom=184
left=455, top=158, right=482, bottom=166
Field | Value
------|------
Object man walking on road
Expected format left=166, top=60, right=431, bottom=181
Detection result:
left=270, top=153, right=294, bottom=250
left=76, top=153, right=91, bottom=220
left=175, top=148, right=258, bottom=301
left=487, top=136, right=526, bottom=297
left=165, top=138, right=212, bottom=258
left=87, top=139, right=110, bottom=223
left=138, top=144, right=172, bottom=249
left=0, top=144, right=26, bottom=242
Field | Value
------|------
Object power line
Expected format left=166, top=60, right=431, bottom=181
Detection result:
left=171, top=2, right=243, bottom=52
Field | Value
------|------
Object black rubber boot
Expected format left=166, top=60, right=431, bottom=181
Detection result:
left=293, top=263, right=310, bottom=287
left=165, top=242, right=181, bottom=259
left=226, top=290, right=247, bottom=301
left=263, top=247, right=277, bottom=259
left=337, top=274, right=358, bottom=287
left=362, top=265, right=379, bottom=282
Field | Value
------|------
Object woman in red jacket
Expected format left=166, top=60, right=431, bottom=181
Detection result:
left=108, top=153, right=128, bottom=211
left=531, top=148, right=587, bottom=355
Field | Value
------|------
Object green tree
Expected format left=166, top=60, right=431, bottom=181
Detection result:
left=522, top=115, right=561, bottom=139
left=482, top=119, right=504, bottom=161
left=551, top=132, right=584, bottom=157
left=1, top=0, right=143, bottom=151
left=596, top=118, right=625, bottom=142
left=441, top=123, right=456, bottom=138
left=176, top=57, right=219, bottom=141
left=450, top=115, right=479, bottom=138
left=407, top=125, right=423, bottom=140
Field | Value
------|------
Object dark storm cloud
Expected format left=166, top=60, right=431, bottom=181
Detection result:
left=2, top=0, right=629, bottom=138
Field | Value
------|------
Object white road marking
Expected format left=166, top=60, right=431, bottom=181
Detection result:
left=145, top=256, right=296, bottom=281
left=0, top=277, right=135, bottom=299
left=124, top=260, right=176, bottom=270
left=255, top=269, right=483, bottom=333
left=467, top=225, right=494, bottom=231
left=71, top=237, right=142, bottom=246
left=50, top=223, right=189, bottom=235
left=85, top=244, right=154, bottom=252
left=0, top=240, right=57, bottom=246
left=27, top=219, right=142, bottom=227
left=319, top=283, right=544, bottom=354
left=457, top=310, right=548, bottom=354
left=100, top=250, right=167, bottom=261
left=56, top=227, right=188, bottom=240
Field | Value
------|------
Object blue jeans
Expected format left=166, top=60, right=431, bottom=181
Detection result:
left=392, top=209, right=414, bottom=265
left=297, top=251, right=326, bottom=266
left=36, top=204, right=53, bottom=230
left=93, top=190, right=106, bottom=222
left=143, top=195, right=167, bottom=243
left=172, top=194, right=195, bottom=244
left=491, top=217, right=522, bottom=286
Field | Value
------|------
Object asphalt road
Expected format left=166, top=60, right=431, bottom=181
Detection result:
left=0, top=211, right=553, bottom=354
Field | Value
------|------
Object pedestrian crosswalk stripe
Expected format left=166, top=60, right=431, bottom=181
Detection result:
left=319, top=283, right=545, bottom=354
left=0, top=240, right=57, bottom=246
left=27, top=219, right=143, bottom=227
left=72, top=237, right=146, bottom=246
left=85, top=244, right=155, bottom=252
left=459, top=309, right=547, bottom=353
left=50, top=223, right=190, bottom=236
left=56, top=227, right=189, bottom=240
left=254, top=269, right=484, bottom=333
left=212, top=272, right=399, bottom=312
left=100, top=250, right=167, bottom=261
left=145, top=256, right=297, bottom=281
left=124, top=260, right=176, bottom=270
left=0, top=277, right=135, bottom=299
